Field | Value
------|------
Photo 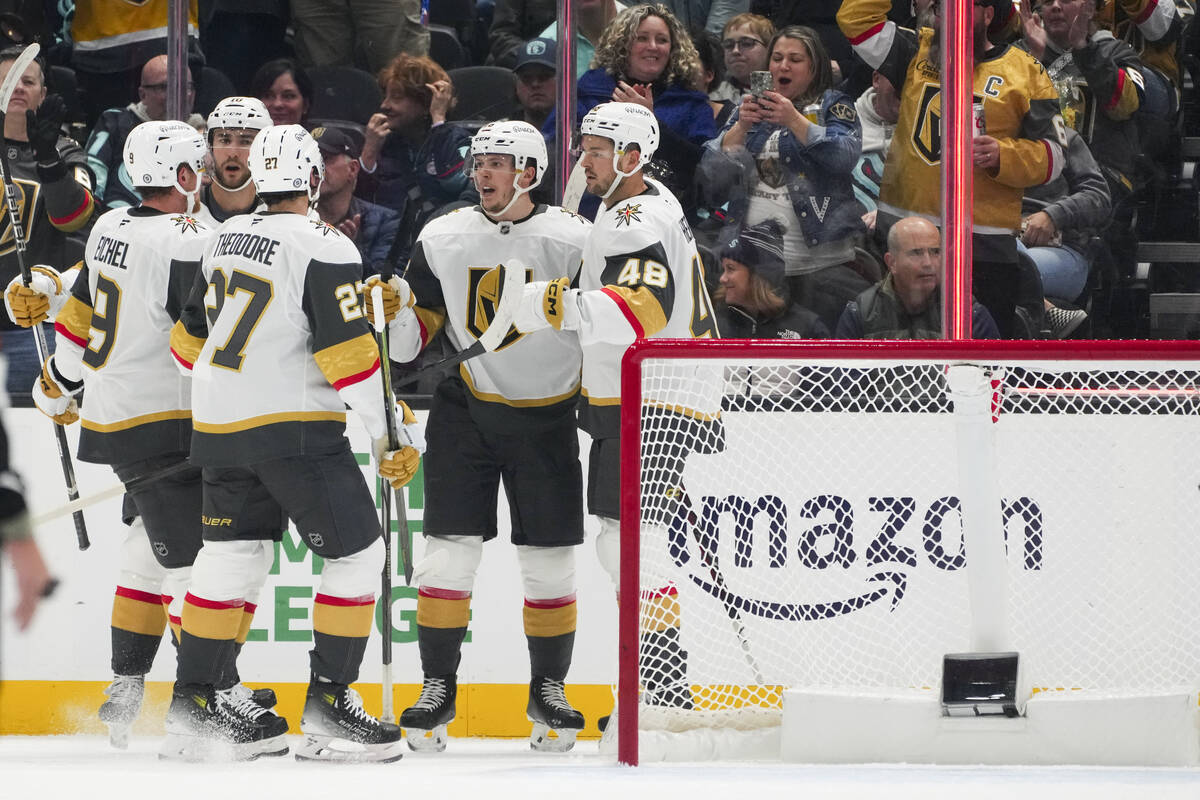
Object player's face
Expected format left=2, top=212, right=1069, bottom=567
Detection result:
left=261, top=71, right=308, bottom=126
left=887, top=222, right=942, bottom=303
left=719, top=258, right=752, bottom=309
left=769, top=37, right=815, bottom=103
left=578, top=134, right=619, bottom=196
left=210, top=127, right=257, bottom=190
left=722, top=24, right=768, bottom=85
left=0, top=59, right=44, bottom=116
left=472, top=153, right=521, bottom=213
left=627, top=15, right=672, bottom=84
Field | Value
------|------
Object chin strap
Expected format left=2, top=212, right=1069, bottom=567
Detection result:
left=213, top=175, right=255, bottom=193
left=601, top=150, right=638, bottom=201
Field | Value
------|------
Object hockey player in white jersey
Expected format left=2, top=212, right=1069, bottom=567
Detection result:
left=369, top=120, right=591, bottom=752
left=192, top=96, right=270, bottom=229
left=514, top=102, right=723, bottom=724
left=167, top=124, right=419, bottom=762
left=1, top=120, right=253, bottom=748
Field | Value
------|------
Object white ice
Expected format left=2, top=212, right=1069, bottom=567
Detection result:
left=3, top=735, right=1200, bottom=800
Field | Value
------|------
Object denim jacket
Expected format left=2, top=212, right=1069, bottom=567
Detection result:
left=699, top=88, right=865, bottom=248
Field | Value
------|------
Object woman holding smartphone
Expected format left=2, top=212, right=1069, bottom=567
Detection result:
left=701, top=25, right=866, bottom=330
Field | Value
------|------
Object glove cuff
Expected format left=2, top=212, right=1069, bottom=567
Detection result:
left=35, top=158, right=66, bottom=183
left=48, top=356, right=83, bottom=394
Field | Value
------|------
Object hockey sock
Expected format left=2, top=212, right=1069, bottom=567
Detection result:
left=523, top=593, right=577, bottom=681
left=176, top=593, right=244, bottom=687
left=639, top=586, right=692, bottom=707
left=110, top=585, right=167, bottom=675
left=214, top=600, right=259, bottom=687
left=309, top=592, right=375, bottom=685
left=415, top=586, right=471, bottom=677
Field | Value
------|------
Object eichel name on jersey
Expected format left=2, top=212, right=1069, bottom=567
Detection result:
left=170, top=214, right=387, bottom=467
left=398, top=204, right=590, bottom=433
left=574, top=178, right=721, bottom=439
left=838, top=0, right=1066, bottom=261
left=54, top=208, right=211, bottom=465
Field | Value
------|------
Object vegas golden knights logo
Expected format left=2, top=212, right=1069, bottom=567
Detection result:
left=0, top=179, right=38, bottom=257
left=465, top=265, right=527, bottom=350
left=912, top=84, right=985, bottom=166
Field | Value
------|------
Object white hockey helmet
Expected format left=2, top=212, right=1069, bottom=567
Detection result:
left=248, top=124, right=324, bottom=201
left=206, top=95, right=271, bottom=141
left=122, top=120, right=207, bottom=197
left=468, top=120, right=548, bottom=218
left=579, top=102, right=659, bottom=199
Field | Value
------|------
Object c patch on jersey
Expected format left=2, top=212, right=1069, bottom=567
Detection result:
left=465, top=264, right=526, bottom=351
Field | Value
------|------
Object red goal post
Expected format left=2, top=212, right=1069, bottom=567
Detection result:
left=617, top=339, right=1200, bottom=766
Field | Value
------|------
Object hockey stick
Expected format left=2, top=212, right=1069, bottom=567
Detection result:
left=0, top=43, right=88, bottom=550
left=560, top=160, right=588, bottom=214
left=371, top=286, right=401, bottom=724
left=29, top=459, right=193, bottom=527
left=390, top=260, right=526, bottom=391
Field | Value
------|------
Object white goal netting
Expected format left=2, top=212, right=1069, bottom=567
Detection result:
left=618, top=341, right=1200, bottom=762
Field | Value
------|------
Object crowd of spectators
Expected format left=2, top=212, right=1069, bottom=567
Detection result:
left=1, top=0, right=1197, bottom=383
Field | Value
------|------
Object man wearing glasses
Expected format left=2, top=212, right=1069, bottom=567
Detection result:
left=711, top=13, right=775, bottom=103
left=85, top=55, right=204, bottom=211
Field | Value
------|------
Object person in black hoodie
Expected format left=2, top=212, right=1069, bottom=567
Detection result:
left=715, top=218, right=830, bottom=339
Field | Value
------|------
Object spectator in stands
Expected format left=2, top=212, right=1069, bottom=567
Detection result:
left=693, top=31, right=737, bottom=130
left=358, top=54, right=472, bottom=267
left=544, top=4, right=715, bottom=207
left=852, top=71, right=899, bottom=233
left=1020, top=127, right=1111, bottom=337
left=836, top=217, right=1000, bottom=338
left=514, top=38, right=557, bottom=130
left=1096, top=0, right=1184, bottom=145
left=68, top=0, right=204, bottom=128
left=1018, top=0, right=1144, bottom=283
left=750, top=0, right=854, bottom=77
left=290, top=0, right=429, bottom=75
left=658, top=0, right=747, bottom=37
left=85, top=55, right=204, bottom=211
left=488, top=0, right=558, bottom=67
left=539, top=0, right=627, bottom=79
left=838, top=0, right=1067, bottom=338
left=311, top=125, right=400, bottom=275
left=716, top=219, right=830, bottom=338
left=710, top=13, right=775, bottom=104
left=700, top=25, right=866, bottom=331
left=0, top=48, right=95, bottom=403
left=250, top=58, right=314, bottom=127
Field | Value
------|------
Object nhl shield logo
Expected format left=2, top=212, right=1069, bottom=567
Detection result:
left=153, top=541, right=168, bottom=557
left=307, top=531, right=325, bottom=548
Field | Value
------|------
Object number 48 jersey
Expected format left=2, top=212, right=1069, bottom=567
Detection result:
left=575, top=178, right=720, bottom=439
left=54, top=207, right=211, bottom=465
left=170, top=213, right=385, bottom=467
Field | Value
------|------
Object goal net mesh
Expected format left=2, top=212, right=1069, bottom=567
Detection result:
left=619, top=342, right=1200, bottom=752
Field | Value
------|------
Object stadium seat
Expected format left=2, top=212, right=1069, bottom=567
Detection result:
left=429, top=24, right=467, bottom=71
left=446, top=66, right=517, bottom=124
left=308, top=66, right=382, bottom=126
left=195, top=65, right=235, bottom=118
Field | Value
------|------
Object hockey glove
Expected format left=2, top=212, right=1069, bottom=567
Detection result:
left=514, top=277, right=577, bottom=333
left=5, top=265, right=66, bottom=327
left=26, top=94, right=66, bottom=164
left=364, top=274, right=414, bottom=326
left=373, top=400, right=424, bottom=489
left=32, top=355, right=82, bottom=426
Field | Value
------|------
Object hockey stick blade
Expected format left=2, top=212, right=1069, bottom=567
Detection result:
left=561, top=160, right=587, bottom=214
left=30, top=459, right=191, bottom=527
left=0, top=43, right=39, bottom=120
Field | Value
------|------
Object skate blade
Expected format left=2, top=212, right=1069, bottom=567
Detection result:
left=529, top=721, right=579, bottom=753
left=105, top=722, right=132, bottom=750
left=404, top=725, right=448, bottom=753
left=295, top=734, right=403, bottom=763
left=159, top=732, right=289, bottom=762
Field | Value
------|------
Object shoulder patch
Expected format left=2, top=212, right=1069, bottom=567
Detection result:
left=829, top=102, right=857, bottom=122
left=310, top=219, right=340, bottom=237
left=171, top=214, right=203, bottom=234
left=613, top=202, right=644, bottom=228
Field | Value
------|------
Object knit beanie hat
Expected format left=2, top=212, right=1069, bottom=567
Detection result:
left=721, top=219, right=787, bottom=292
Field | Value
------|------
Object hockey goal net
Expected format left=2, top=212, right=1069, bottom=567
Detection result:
left=616, top=339, right=1200, bottom=764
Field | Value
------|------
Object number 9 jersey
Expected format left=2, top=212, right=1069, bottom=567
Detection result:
left=170, top=214, right=386, bottom=467
left=574, top=177, right=721, bottom=439
left=54, top=208, right=212, bottom=465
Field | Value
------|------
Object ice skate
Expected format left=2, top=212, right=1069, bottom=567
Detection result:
left=98, top=674, right=145, bottom=749
left=295, top=681, right=403, bottom=763
left=227, top=681, right=278, bottom=709
left=160, top=684, right=289, bottom=762
left=399, top=674, right=456, bottom=752
left=527, top=676, right=584, bottom=752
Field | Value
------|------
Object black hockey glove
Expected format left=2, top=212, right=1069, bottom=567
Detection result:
left=26, top=93, right=65, bottom=164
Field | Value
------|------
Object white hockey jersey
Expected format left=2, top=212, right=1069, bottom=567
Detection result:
left=170, top=213, right=385, bottom=466
left=572, top=178, right=720, bottom=439
left=400, top=204, right=590, bottom=431
left=54, top=207, right=211, bottom=465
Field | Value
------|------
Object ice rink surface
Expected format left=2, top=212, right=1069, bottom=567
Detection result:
left=4, top=736, right=1200, bottom=800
